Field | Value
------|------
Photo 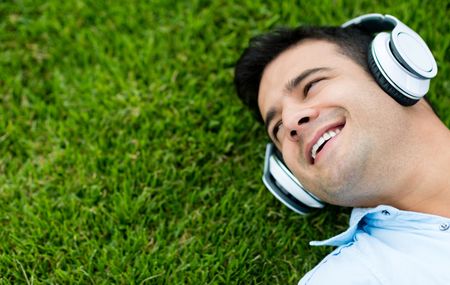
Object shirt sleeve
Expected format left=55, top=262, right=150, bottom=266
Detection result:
left=298, top=244, right=383, bottom=285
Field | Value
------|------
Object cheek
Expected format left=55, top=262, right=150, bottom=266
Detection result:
left=320, top=77, right=378, bottom=101
left=281, top=143, right=301, bottom=170
left=281, top=142, right=312, bottom=188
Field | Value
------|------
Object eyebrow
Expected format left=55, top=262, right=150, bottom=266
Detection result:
left=264, top=67, right=331, bottom=136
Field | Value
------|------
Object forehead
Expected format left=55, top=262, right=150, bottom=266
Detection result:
left=258, top=40, right=347, bottom=119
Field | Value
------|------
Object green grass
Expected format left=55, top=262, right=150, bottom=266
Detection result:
left=0, top=0, right=448, bottom=283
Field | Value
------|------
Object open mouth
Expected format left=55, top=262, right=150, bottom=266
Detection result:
left=309, top=123, right=345, bottom=164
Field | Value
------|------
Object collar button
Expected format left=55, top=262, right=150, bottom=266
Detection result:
left=439, top=223, right=450, bottom=231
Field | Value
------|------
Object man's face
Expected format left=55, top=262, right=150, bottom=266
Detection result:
left=258, top=39, right=414, bottom=206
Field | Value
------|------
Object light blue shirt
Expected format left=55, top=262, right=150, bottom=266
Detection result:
left=299, top=205, right=450, bottom=285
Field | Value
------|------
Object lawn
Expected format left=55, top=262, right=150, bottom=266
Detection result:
left=0, top=0, right=449, bottom=284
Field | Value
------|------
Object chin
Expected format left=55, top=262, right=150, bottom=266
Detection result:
left=311, top=167, right=362, bottom=205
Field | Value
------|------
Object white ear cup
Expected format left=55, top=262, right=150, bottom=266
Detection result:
left=343, top=14, right=437, bottom=104
left=262, top=143, right=324, bottom=215
left=371, top=32, right=431, bottom=100
left=389, top=21, right=437, bottom=79
left=268, top=155, right=323, bottom=209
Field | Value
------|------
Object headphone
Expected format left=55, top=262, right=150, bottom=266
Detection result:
left=262, top=13, right=438, bottom=215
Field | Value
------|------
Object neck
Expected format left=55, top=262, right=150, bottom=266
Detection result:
left=389, top=113, right=450, bottom=217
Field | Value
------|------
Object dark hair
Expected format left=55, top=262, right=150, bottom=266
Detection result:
left=234, top=26, right=374, bottom=122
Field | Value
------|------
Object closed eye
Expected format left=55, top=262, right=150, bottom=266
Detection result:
left=304, top=77, right=326, bottom=96
left=272, top=120, right=283, bottom=142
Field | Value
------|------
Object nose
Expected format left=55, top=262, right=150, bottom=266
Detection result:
left=283, top=106, right=319, bottom=142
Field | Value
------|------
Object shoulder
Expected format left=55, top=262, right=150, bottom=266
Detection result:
left=298, top=243, right=383, bottom=285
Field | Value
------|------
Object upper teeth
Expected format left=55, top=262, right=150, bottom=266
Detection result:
left=311, top=128, right=341, bottom=160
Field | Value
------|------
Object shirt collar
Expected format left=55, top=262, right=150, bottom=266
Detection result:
left=310, top=205, right=398, bottom=247
left=310, top=204, right=450, bottom=247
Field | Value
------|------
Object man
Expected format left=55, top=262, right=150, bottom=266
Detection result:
left=234, top=15, right=450, bottom=284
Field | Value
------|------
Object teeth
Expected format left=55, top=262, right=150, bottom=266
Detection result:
left=317, top=136, right=325, bottom=147
left=311, top=128, right=341, bottom=160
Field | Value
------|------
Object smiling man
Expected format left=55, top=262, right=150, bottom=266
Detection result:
left=234, top=15, right=450, bottom=284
